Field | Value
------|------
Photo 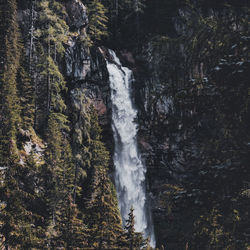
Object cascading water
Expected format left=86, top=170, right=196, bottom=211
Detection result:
left=106, top=49, right=155, bottom=247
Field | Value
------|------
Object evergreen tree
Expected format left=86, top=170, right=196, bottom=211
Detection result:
left=124, top=207, right=146, bottom=250
left=103, top=0, right=146, bottom=19
left=0, top=148, right=45, bottom=249
left=44, top=114, right=74, bottom=227
left=80, top=105, right=125, bottom=247
left=36, top=50, right=68, bottom=128
left=17, top=56, right=35, bottom=130
left=0, top=2, right=45, bottom=246
left=0, top=1, right=25, bottom=247
left=87, top=105, right=110, bottom=170
left=35, top=0, right=69, bottom=127
left=36, top=0, right=68, bottom=57
left=53, top=195, right=89, bottom=249
left=0, top=0, right=21, bottom=166
left=101, top=0, right=146, bottom=46
left=77, top=104, right=110, bottom=175
left=86, top=167, right=125, bottom=249
left=86, top=0, right=108, bottom=42
left=79, top=105, right=128, bottom=249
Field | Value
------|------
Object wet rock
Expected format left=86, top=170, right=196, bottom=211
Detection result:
left=69, top=46, right=111, bottom=128
left=66, top=38, right=91, bottom=80
left=156, top=96, right=174, bottom=115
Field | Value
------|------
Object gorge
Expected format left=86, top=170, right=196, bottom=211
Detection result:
left=0, top=0, right=249, bottom=249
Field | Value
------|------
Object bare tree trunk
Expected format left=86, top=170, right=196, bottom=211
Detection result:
left=30, top=0, right=39, bottom=130
left=73, top=100, right=82, bottom=203
left=29, top=0, right=34, bottom=73
left=54, top=43, right=56, bottom=62
left=47, top=34, right=51, bottom=116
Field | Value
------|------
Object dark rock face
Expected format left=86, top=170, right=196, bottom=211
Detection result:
left=131, top=16, right=250, bottom=247
left=68, top=44, right=113, bottom=166
left=133, top=43, right=207, bottom=248
left=66, top=0, right=88, bottom=30
left=66, top=38, right=91, bottom=80
left=65, top=0, right=91, bottom=81
left=64, top=0, right=112, bottom=145
left=69, top=46, right=111, bottom=125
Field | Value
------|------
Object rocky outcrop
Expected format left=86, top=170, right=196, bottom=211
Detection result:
left=19, top=128, right=46, bottom=166
left=65, top=0, right=90, bottom=80
left=63, top=0, right=113, bottom=147
left=66, top=38, right=91, bottom=80
left=68, top=45, right=111, bottom=123
left=66, top=0, right=88, bottom=31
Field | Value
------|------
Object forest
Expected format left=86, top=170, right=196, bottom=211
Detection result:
left=0, top=0, right=249, bottom=249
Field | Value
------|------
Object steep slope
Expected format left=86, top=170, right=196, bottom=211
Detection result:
left=0, top=0, right=249, bottom=249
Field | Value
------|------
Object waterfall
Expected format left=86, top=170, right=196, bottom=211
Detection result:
left=106, top=49, right=155, bottom=247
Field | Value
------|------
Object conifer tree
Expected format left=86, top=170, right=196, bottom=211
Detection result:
left=79, top=104, right=110, bottom=174
left=124, top=207, right=146, bottom=250
left=36, top=50, right=68, bottom=128
left=86, top=0, right=109, bottom=42
left=0, top=163, right=31, bottom=249
left=80, top=105, right=128, bottom=249
left=35, top=0, right=69, bottom=126
left=0, top=148, right=45, bottom=249
left=86, top=167, right=125, bottom=249
left=53, top=195, right=89, bottom=249
left=36, top=0, right=68, bottom=57
left=44, top=114, right=74, bottom=226
left=88, top=106, right=110, bottom=170
left=0, top=0, right=44, bottom=241
left=0, top=0, right=21, bottom=165
left=102, top=0, right=145, bottom=18
left=17, top=56, right=35, bottom=129
left=0, top=2, right=26, bottom=247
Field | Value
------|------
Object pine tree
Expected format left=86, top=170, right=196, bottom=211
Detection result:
left=36, top=51, right=68, bottom=128
left=86, top=167, right=125, bottom=249
left=86, top=0, right=109, bottom=42
left=0, top=0, right=21, bottom=166
left=53, top=195, right=89, bottom=249
left=79, top=105, right=127, bottom=249
left=101, top=0, right=146, bottom=45
left=88, top=105, right=110, bottom=169
left=35, top=0, right=69, bottom=127
left=44, top=114, right=74, bottom=227
left=78, top=104, right=110, bottom=174
left=102, top=0, right=145, bottom=19
left=0, top=2, right=25, bottom=247
left=17, top=55, right=35, bottom=130
left=0, top=162, right=30, bottom=249
left=0, top=148, right=46, bottom=249
left=124, top=207, right=146, bottom=250
left=0, top=0, right=44, bottom=242
left=36, top=0, right=68, bottom=57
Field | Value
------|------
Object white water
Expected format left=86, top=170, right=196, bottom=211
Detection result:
left=106, top=49, right=155, bottom=247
